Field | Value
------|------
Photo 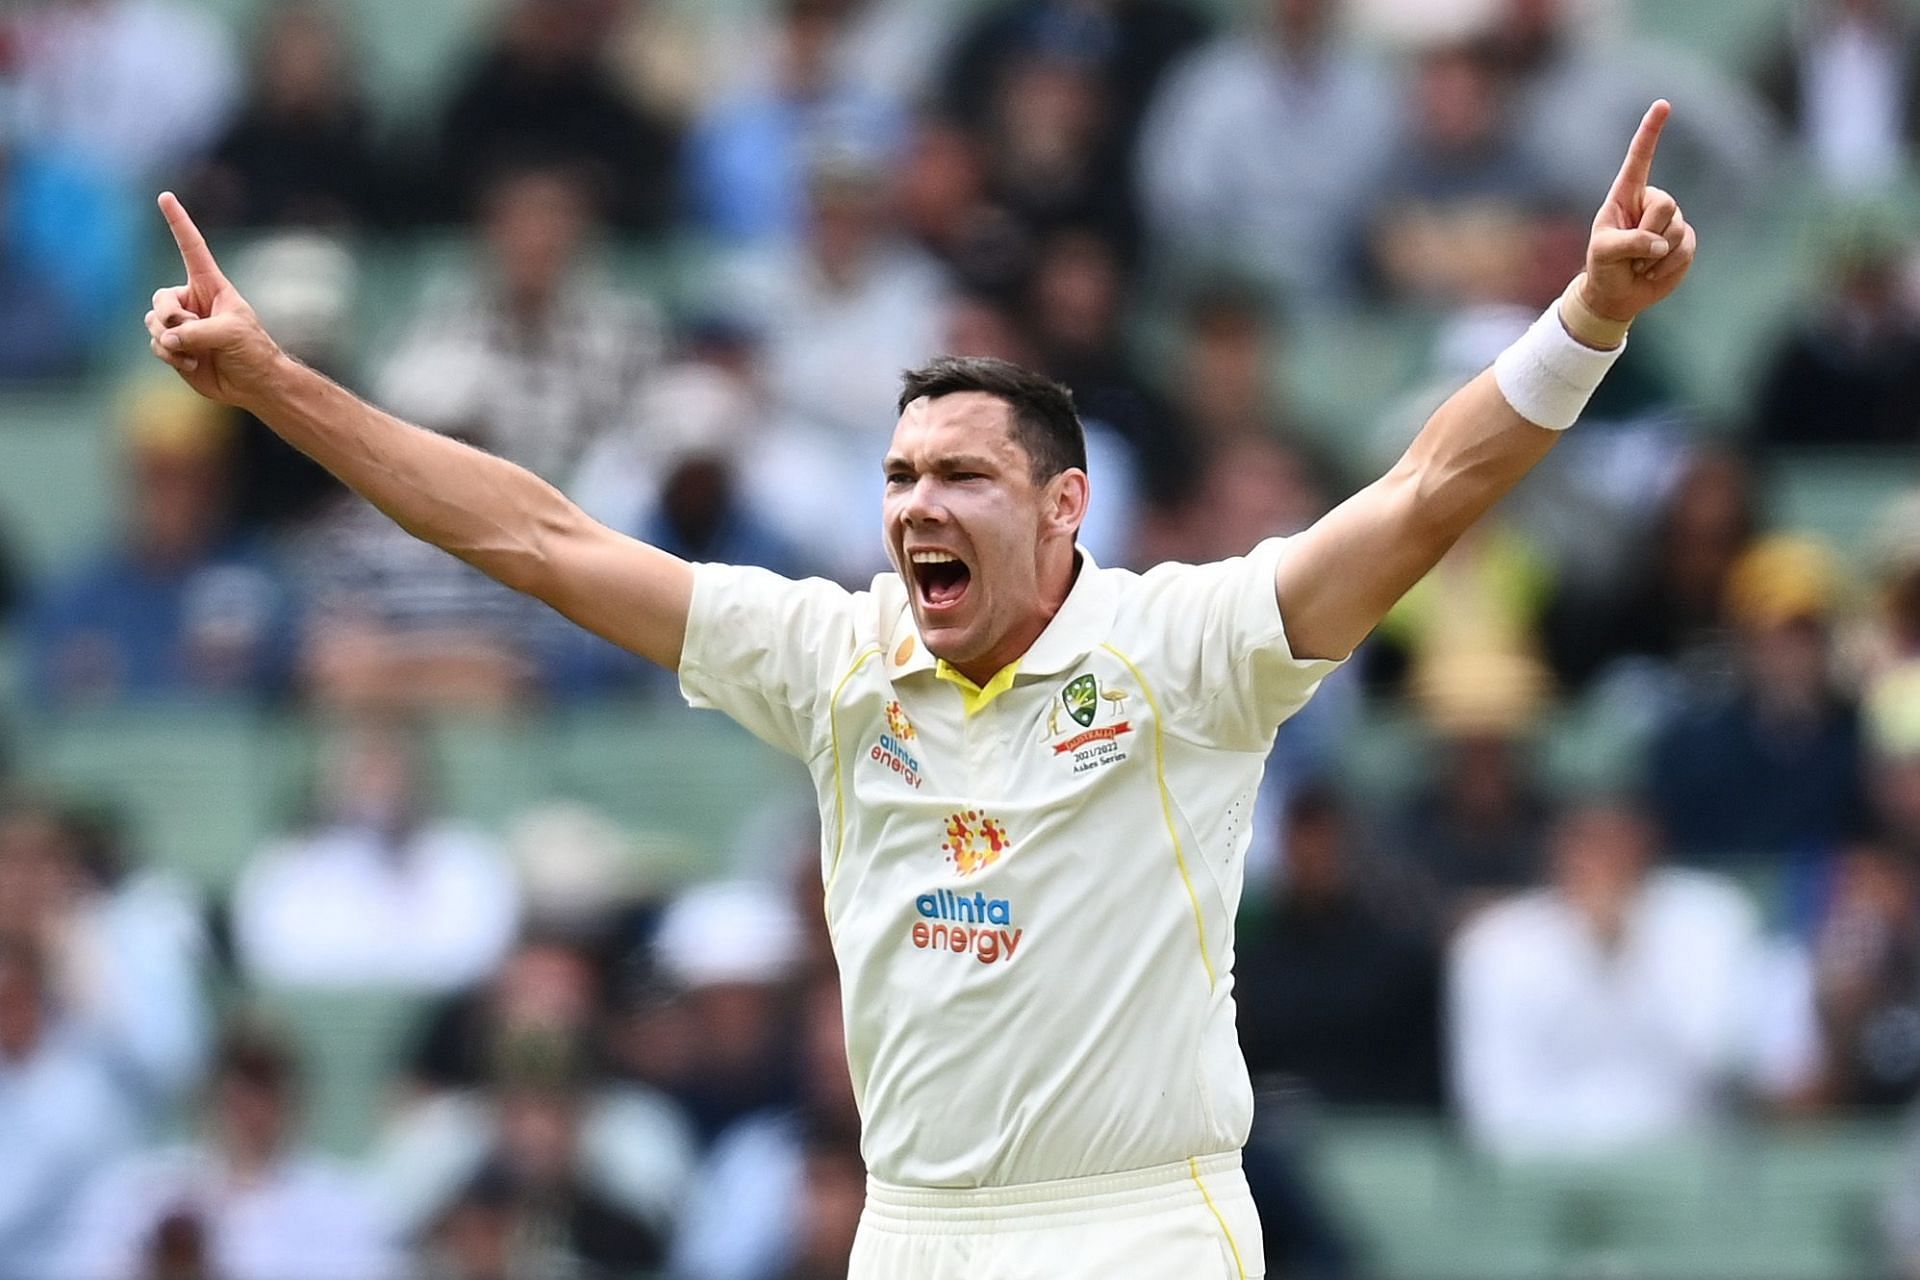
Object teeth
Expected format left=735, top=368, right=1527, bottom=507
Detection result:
left=910, top=551, right=959, bottom=565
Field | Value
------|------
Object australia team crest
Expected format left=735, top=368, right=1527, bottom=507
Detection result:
left=1044, top=671, right=1134, bottom=774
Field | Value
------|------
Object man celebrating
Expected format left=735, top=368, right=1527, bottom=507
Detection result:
left=144, top=104, right=1694, bottom=1279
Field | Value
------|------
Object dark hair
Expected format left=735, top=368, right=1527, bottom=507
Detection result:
left=214, top=1020, right=300, bottom=1094
left=897, top=356, right=1087, bottom=482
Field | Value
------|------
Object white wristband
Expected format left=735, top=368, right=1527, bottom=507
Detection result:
left=1492, top=300, right=1626, bottom=431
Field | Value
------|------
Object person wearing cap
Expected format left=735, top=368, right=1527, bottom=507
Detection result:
left=145, top=96, right=1694, bottom=1277
left=1647, top=534, right=1868, bottom=861
left=23, top=379, right=296, bottom=708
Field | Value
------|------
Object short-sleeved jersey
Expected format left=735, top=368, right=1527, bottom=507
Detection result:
left=678, top=540, right=1341, bottom=1188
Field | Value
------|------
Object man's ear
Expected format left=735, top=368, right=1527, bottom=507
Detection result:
left=1049, top=468, right=1091, bottom=536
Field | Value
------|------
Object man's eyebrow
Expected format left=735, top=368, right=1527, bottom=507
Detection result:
left=881, top=454, right=999, bottom=474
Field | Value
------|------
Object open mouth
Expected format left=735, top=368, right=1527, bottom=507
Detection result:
left=909, top=550, right=973, bottom=612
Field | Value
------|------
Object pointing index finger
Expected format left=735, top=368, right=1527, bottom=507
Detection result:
left=157, top=191, right=228, bottom=289
left=1608, top=100, right=1671, bottom=206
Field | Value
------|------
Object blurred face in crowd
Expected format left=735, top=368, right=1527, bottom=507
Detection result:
left=0, top=945, right=47, bottom=1062
left=1183, top=298, right=1271, bottom=442
left=884, top=394, right=1088, bottom=681
left=1742, top=614, right=1833, bottom=718
left=493, top=940, right=598, bottom=1039
left=1190, top=437, right=1324, bottom=559
left=943, top=296, right=1032, bottom=365
left=258, top=4, right=349, bottom=116
left=807, top=173, right=888, bottom=285
left=484, top=171, right=591, bottom=310
left=498, top=1087, right=580, bottom=1189
left=318, top=721, right=427, bottom=838
left=779, top=0, right=842, bottom=97
left=1414, top=46, right=1505, bottom=154
left=790, top=1144, right=868, bottom=1280
left=1032, top=231, right=1123, bottom=356
left=802, top=977, right=857, bottom=1124
left=0, top=806, right=84, bottom=941
left=1662, top=452, right=1755, bottom=609
left=994, top=57, right=1105, bottom=177
left=213, top=1054, right=297, bottom=1171
left=898, top=121, right=987, bottom=246
left=131, top=439, right=228, bottom=569
left=1280, top=795, right=1348, bottom=907
left=1873, top=754, right=1920, bottom=847
left=1550, top=804, right=1657, bottom=940
left=1272, top=0, right=1336, bottom=49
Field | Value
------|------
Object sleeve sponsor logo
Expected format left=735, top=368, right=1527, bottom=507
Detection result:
left=871, top=699, right=923, bottom=788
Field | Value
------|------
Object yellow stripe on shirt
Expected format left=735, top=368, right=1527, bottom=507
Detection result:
left=1101, top=643, right=1217, bottom=991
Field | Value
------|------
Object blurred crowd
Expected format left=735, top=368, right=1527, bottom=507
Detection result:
left=4, top=0, right=1920, bottom=1276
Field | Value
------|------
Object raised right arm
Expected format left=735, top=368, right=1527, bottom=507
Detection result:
left=145, top=193, right=691, bottom=669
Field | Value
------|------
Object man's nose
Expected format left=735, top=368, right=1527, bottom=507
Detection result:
left=901, top=477, right=946, bottom=523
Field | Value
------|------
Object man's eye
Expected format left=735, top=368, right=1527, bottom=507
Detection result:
left=886, top=473, right=912, bottom=487
left=952, top=472, right=984, bottom=482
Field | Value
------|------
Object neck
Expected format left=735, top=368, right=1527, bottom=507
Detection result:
left=948, top=549, right=1079, bottom=686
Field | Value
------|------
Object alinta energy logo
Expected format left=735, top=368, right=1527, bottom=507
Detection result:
left=871, top=700, right=922, bottom=788
left=911, top=888, right=1023, bottom=965
left=941, top=809, right=1010, bottom=876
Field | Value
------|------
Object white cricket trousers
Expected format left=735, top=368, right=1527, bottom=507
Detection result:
left=848, top=1151, right=1265, bottom=1279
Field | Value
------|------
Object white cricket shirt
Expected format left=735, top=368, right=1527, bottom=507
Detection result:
left=678, top=539, right=1340, bottom=1188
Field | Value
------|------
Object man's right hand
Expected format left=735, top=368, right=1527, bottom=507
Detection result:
left=144, top=192, right=284, bottom=408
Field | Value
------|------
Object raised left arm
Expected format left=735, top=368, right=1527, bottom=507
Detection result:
left=1278, top=100, right=1696, bottom=662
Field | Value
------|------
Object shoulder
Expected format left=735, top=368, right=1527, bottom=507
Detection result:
left=1645, top=868, right=1760, bottom=933
left=1454, top=891, right=1564, bottom=961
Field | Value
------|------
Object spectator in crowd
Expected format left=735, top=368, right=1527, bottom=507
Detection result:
left=895, top=114, right=1030, bottom=299
left=943, top=0, right=1211, bottom=227
left=1236, top=788, right=1444, bottom=1108
left=685, top=0, right=908, bottom=247
left=222, top=232, right=352, bottom=535
left=405, top=931, right=613, bottom=1100
left=1809, top=836, right=1920, bottom=1108
left=0, top=91, right=134, bottom=380
left=190, top=1, right=395, bottom=230
left=433, top=0, right=679, bottom=231
left=377, top=1034, right=688, bottom=1275
left=1450, top=801, right=1804, bottom=1159
left=1753, top=229, right=1920, bottom=449
left=1546, top=446, right=1759, bottom=697
left=1364, top=39, right=1563, bottom=305
left=571, top=320, right=871, bottom=585
left=24, top=380, right=297, bottom=709
left=639, top=881, right=806, bottom=1146
left=976, top=42, right=1131, bottom=251
left=287, top=492, right=574, bottom=709
left=1757, top=0, right=1920, bottom=195
left=58, top=1021, right=397, bottom=1280
left=1136, top=0, right=1398, bottom=299
left=1498, top=0, right=1779, bottom=226
left=231, top=717, right=520, bottom=992
left=1367, top=518, right=1557, bottom=694
left=573, top=363, right=808, bottom=579
left=11, top=0, right=239, bottom=188
left=0, top=937, right=139, bottom=1279
left=378, top=162, right=665, bottom=487
left=670, top=972, right=861, bottom=1280
left=1394, top=648, right=1553, bottom=929
left=1026, top=227, right=1191, bottom=499
left=0, top=798, right=208, bottom=1107
left=1647, top=535, right=1867, bottom=861
left=719, top=150, right=949, bottom=441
